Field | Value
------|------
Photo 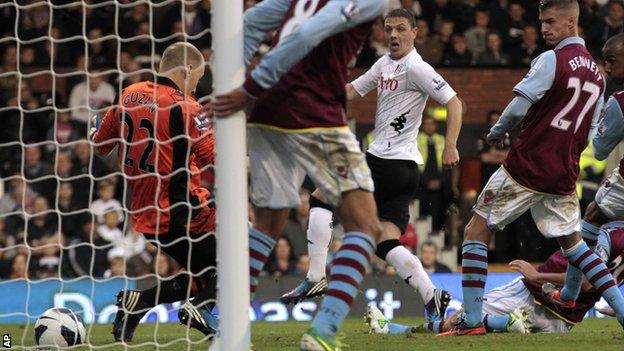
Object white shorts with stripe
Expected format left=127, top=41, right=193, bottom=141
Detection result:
left=595, top=167, right=624, bottom=219
left=473, top=167, right=581, bottom=238
left=482, top=277, right=572, bottom=333
left=248, top=125, right=374, bottom=209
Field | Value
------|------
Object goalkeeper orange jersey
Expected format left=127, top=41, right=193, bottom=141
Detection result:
left=93, top=76, right=215, bottom=235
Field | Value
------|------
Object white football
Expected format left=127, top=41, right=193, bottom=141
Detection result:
left=34, top=308, right=86, bottom=348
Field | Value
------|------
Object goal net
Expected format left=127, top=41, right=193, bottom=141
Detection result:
left=0, top=0, right=249, bottom=349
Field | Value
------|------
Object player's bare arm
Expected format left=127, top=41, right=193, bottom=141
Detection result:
left=345, top=83, right=361, bottom=101
left=442, top=95, right=462, bottom=168
left=510, top=260, right=593, bottom=292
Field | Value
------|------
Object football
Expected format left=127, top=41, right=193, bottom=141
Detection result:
left=34, top=308, right=86, bottom=348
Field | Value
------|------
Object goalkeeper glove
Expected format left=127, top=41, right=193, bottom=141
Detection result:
left=89, top=114, right=102, bottom=141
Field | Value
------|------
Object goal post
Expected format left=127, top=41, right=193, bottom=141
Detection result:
left=211, top=1, right=250, bottom=350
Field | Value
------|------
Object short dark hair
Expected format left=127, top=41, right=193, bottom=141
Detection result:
left=385, top=8, right=416, bottom=28
left=422, top=241, right=439, bottom=252
left=538, top=0, right=579, bottom=12
left=605, top=32, right=624, bottom=52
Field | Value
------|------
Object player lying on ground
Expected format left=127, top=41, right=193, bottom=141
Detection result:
left=443, top=0, right=624, bottom=336
left=91, top=42, right=218, bottom=342
left=280, top=9, right=463, bottom=322
left=367, top=222, right=624, bottom=335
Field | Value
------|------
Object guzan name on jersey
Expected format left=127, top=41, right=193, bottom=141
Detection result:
left=352, top=48, right=456, bottom=163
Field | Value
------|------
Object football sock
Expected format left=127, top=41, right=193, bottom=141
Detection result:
left=383, top=242, right=435, bottom=303
left=387, top=322, right=412, bottom=334
left=311, top=232, right=375, bottom=338
left=581, top=220, right=601, bottom=248
left=139, top=274, right=191, bottom=306
left=560, top=221, right=603, bottom=301
left=306, top=203, right=334, bottom=282
left=191, top=270, right=218, bottom=311
left=484, top=314, right=510, bottom=332
left=425, top=319, right=445, bottom=333
left=562, top=240, right=624, bottom=325
left=461, top=240, right=488, bottom=327
left=249, top=227, right=276, bottom=299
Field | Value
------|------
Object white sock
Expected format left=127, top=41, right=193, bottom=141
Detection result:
left=306, top=207, right=333, bottom=282
left=386, top=245, right=435, bottom=303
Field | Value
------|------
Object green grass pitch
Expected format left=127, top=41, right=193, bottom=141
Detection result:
left=2, top=317, right=623, bottom=350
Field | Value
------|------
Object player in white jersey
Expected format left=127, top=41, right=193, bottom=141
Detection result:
left=280, top=8, right=463, bottom=321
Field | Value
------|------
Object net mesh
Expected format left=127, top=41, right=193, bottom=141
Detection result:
left=0, top=0, right=216, bottom=348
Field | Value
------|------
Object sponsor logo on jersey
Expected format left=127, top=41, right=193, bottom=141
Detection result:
left=432, top=76, right=447, bottom=91
left=390, top=111, right=409, bottom=135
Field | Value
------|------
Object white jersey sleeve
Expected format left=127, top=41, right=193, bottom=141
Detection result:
left=407, top=61, right=456, bottom=105
left=351, top=57, right=383, bottom=96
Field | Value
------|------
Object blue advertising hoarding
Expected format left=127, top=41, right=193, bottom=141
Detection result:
left=0, top=273, right=617, bottom=324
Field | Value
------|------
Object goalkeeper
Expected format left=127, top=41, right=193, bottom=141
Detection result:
left=91, top=42, right=218, bottom=342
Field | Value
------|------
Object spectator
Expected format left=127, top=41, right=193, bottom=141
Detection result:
left=487, top=0, right=512, bottom=36
left=20, top=80, right=52, bottom=143
left=87, top=28, right=115, bottom=67
left=589, top=0, right=624, bottom=57
left=464, top=9, right=490, bottom=58
left=477, top=110, right=511, bottom=188
left=40, top=26, right=73, bottom=68
left=504, top=2, right=528, bottom=47
left=57, top=182, right=83, bottom=239
left=580, top=0, right=601, bottom=35
left=68, top=65, right=116, bottom=131
left=19, top=47, right=37, bottom=68
left=0, top=174, right=37, bottom=236
left=356, top=19, right=388, bottom=67
left=10, top=252, right=29, bottom=279
left=442, top=34, right=473, bottom=66
left=511, top=25, right=542, bottom=66
left=162, top=0, right=212, bottom=50
left=90, top=180, right=124, bottom=224
left=123, top=21, right=154, bottom=62
left=434, top=19, right=455, bottom=58
left=104, top=249, right=126, bottom=278
left=72, top=139, right=111, bottom=179
left=25, top=196, right=57, bottom=247
left=476, top=31, right=510, bottom=66
left=414, top=19, right=443, bottom=65
left=96, top=211, right=123, bottom=243
left=266, top=236, right=297, bottom=277
left=295, top=254, right=310, bottom=277
left=116, top=51, right=143, bottom=88
left=67, top=218, right=109, bottom=277
left=420, top=241, right=452, bottom=273
left=32, top=234, right=61, bottom=279
left=417, top=116, right=452, bottom=231
left=22, top=145, right=54, bottom=202
left=46, top=108, right=82, bottom=150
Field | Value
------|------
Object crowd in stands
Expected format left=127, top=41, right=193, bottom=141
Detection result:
left=0, top=0, right=622, bottom=280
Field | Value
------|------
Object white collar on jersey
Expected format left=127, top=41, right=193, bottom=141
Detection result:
left=554, top=36, right=585, bottom=50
